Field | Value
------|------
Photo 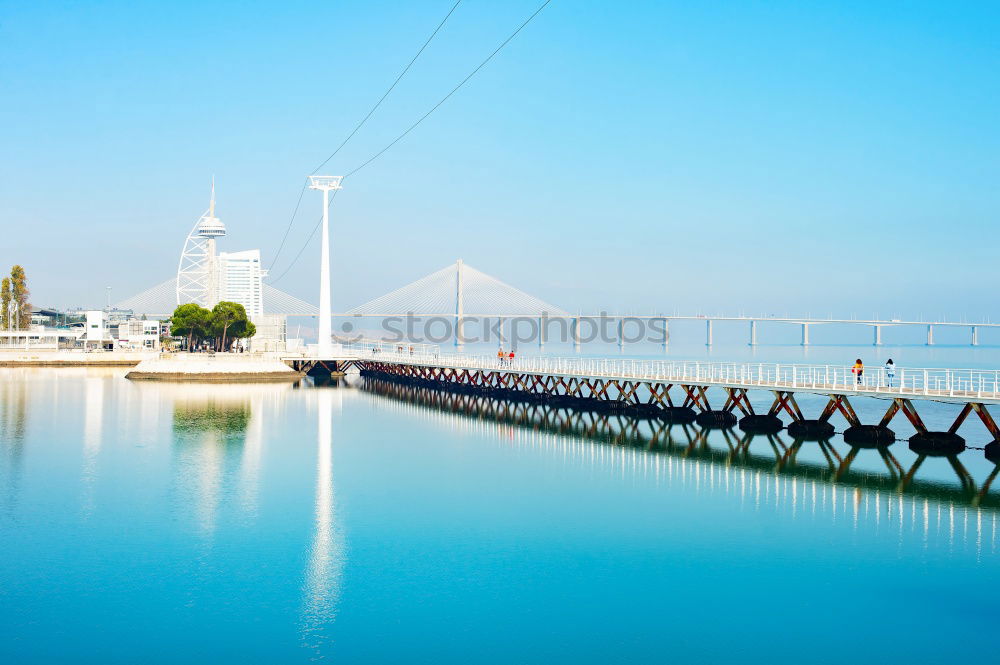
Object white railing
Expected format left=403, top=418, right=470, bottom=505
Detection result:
left=342, top=339, right=443, bottom=359
left=341, top=340, right=1000, bottom=401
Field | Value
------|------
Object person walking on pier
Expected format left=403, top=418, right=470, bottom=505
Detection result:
left=508, top=349, right=516, bottom=366
left=852, top=358, right=864, bottom=386
left=497, top=346, right=505, bottom=367
left=885, top=358, right=896, bottom=387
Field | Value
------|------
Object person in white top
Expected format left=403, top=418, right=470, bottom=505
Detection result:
left=885, top=359, right=896, bottom=387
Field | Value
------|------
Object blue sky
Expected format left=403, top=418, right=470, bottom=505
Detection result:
left=2, top=0, right=998, bottom=319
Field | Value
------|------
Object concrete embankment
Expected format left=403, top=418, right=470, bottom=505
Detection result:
left=126, top=355, right=303, bottom=382
left=0, top=351, right=155, bottom=367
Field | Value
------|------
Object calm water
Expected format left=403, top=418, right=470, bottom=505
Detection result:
left=2, top=343, right=1000, bottom=663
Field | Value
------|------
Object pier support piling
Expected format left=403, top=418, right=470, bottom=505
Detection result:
left=972, top=326, right=979, bottom=346
left=706, top=319, right=713, bottom=346
left=801, top=323, right=810, bottom=346
left=873, top=324, right=882, bottom=346
left=927, top=324, right=934, bottom=346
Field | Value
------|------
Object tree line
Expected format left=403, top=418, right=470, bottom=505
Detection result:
left=169, top=301, right=256, bottom=351
left=0, top=265, right=31, bottom=330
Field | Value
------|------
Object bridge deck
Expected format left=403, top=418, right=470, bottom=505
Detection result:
left=338, top=344, right=1000, bottom=406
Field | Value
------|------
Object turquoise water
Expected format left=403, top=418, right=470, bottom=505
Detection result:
left=1, top=352, right=999, bottom=663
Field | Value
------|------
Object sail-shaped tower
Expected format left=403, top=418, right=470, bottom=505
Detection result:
left=176, top=181, right=226, bottom=307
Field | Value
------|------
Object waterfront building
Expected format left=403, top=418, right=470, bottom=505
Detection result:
left=1, top=309, right=163, bottom=351
left=249, top=314, right=287, bottom=352
left=84, top=310, right=110, bottom=348
left=0, top=328, right=80, bottom=350
left=30, top=308, right=63, bottom=327
left=218, top=249, right=265, bottom=317
left=115, top=318, right=162, bottom=350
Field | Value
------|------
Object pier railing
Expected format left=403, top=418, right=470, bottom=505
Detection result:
left=341, top=341, right=1000, bottom=401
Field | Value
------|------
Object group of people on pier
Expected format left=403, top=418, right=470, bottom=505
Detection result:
left=497, top=347, right=516, bottom=367
left=852, top=358, right=896, bottom=386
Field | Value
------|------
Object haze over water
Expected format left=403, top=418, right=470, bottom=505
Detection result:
left=2, top=344, right=999, bottom=663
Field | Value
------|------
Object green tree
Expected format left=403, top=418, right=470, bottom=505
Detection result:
left=229, top=317, right=256, bottom=342
left=0, top=277, right=10, bottom=331
left=10, top=265, right=30, bottom=330
left=209, top=301, right=253, bottom=351
left=169, top=303, right=212, bottom=351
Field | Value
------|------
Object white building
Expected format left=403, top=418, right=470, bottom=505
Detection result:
left=0, top=327, right=82, bottom=350
left=84, top=310, right=109, bottom=348
left=248, top=313, right=287, bottom=351
left=218, top=249, right=265, bottom=317
left=116, top=319, right=161, bottom=350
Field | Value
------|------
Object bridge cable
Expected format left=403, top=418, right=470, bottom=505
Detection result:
left=268, top=0, right=553, bottom=284
left=268, top=0, right=464, bottom=272
left=345, top=0, right=552, bottom=178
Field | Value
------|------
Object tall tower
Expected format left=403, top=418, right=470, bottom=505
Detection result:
left=308, top=175, right=343, bottom=357
left=177, top=180, right=227, bottom=308
left=454, top=258, right=464, bottom=347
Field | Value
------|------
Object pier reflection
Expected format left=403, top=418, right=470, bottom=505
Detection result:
left=359, top=377, right=1000, bottom=512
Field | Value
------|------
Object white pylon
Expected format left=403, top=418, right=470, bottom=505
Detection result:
left=308, top=176, right=344, bottom=357
left=454, top=258, right=464, bottom=346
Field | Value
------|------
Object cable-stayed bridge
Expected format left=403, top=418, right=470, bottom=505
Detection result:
left=116, top=277, right=318, bottom=317
left=346, top=259, right=566, bottom=318
left=119, top=257, right=999, bottom=347
left=340, top=259, right=998, bottom=347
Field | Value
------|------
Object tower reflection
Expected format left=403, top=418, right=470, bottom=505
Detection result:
left=80, top=374, right=107, bottom=516
left=301, top=379, right=345, bottom=658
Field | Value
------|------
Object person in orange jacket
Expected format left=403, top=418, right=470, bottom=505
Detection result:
left=852, top=358, right=864, bottom=385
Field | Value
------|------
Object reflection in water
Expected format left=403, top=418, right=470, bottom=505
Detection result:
left=137, top=380, right=161, bottom=439
left=301, top=383, right=345, bottom=659
left=360, top=378, right=1000, bottom=556
left=173, top=399, right=250, bottom=537
left=239, top=400, right=264, bottom=519
left=0, top=375, right=27, bottom=442
left=80, top=376, right=106, bottom=516
left=0, top=375, right=28, bottom=514
left=156, top=382, right=295, bottom=537
left=174, top=401, right=251, bottom=434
